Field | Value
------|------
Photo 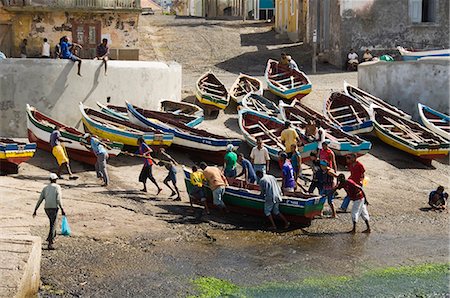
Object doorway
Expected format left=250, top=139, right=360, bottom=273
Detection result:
left=71, top=22, right=101, bottom=59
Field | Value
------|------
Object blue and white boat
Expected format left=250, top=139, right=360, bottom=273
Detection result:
left=324, top=91, right=373, bottom=134
left=397, top=46, right=450, bottom=61
left=126, top=102, right=241, bottom=163
left=238, top=108, right=317, bottom=160
left=279, top=100, right=372, bottom=156
left=418, top=103, right=450, bottom=140
left=242, top=92, right=280, bottom=118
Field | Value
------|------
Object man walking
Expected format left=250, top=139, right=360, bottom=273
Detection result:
left=83, top=134, right=109, bottom=186
left=200, top=162, right=229, bottom=212
left=50, top=125, right=77, bottom=180
left=94, top=38, right=109, bottom=75
left=338, top=153, right=365, bottom=213
left=33, top=173, right=66, bottom=250
left=137, top=137, right=162, bottom=194
left=256, top=171, right=290, bottom=230
left=250, top=137, right=270, bottom=182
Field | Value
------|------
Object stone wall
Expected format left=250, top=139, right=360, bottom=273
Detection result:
left=0, top=8, right=139, bottom=58
left=0, top=59, right=182, bottom=137
left=357, top=58, right=449, bottom=120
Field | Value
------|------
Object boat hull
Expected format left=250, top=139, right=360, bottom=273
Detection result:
left=418, top=103, right=450, bottom=140
left=160, top=100, right=204, bottom=127
left=183, top=170, right=325, bottom=226
left=397, top=47, right=450, bottom=61
left=196, top=71, right=230, bottom=110
left=0, top=141, right=36, bottom=173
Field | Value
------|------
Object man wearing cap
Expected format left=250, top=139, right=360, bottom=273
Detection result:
left=256, top=170, right=290, bottom=230
left=50, top=125, right=77, bottom=180
left=223, top=144, right=238, bottom=178
left=33, top=173, right=66, bottom=250
left=280, top=121, right=299, bottom=158
left=280, top=152, right=296, bottom=193
left=333, top=174, right=371, bottom=233
left=83, top=134, right=109, bottom=186
left=200, top=162, right=229, bottom=212
left=250, top=137, right=270, bottom=183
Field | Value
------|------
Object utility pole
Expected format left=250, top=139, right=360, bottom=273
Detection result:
left=312, top=0, right=317, bottom=73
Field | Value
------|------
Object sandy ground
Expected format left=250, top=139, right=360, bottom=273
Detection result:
left=1, top=15, right=449, bottom=297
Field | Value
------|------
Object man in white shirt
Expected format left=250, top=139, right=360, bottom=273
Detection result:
left=348, top=49, right=359, bottom=66
left=42, top=38, right=50, bottom=58
left=250, top=137, right=270, bottom=182
left=287, top=55, right=300, bottom=71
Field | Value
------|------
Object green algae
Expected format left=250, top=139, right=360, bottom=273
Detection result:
left=190, top=263, right=449, bottom=298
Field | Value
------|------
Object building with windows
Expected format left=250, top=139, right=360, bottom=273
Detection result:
left=0, top=0, right=141, bottom=59
left=301, top=0, right=449, bottom=68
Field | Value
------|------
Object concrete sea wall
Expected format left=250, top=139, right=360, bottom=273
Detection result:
left=357, top=59, right=449, bottom=120
left=0, top=59, right=182, bottom=137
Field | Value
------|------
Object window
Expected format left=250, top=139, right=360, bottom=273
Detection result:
left=409, top=0, right=436, bottom=23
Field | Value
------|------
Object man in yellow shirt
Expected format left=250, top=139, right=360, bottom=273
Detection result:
left=189, top=165, right=209, bottom=214
left=280, top=121, right=299, bottom=157
left=200, top=162, right=229, bottom=212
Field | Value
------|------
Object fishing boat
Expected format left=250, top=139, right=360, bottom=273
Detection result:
left=229, top=73, right=263, bottom=104
left=418, top=103, right=450, bottom=140
left=96, top=102, right=128, bottom=121
left=371, top=105, right=449, bottom=161
left=344, top=82, right=411, bottom=119
left=279, top=100, right=372, bottom=156
left=26, top=104, right=123, bottom=165
left=264, top=59, right=312, bottom=100
left=397, top=46, right=450, bottom=61
left=126, top=102, right=242, bottom=163
left=238, top=109, right=317, bottom=160
left=195, top=71, right=230, bottom=110
left=184, top=168, right=326, bottom=226
left=0, top=139, right=36, bottom=174
left=80, top=103, right=174, bottom=147
left=241, top=93, right=280, bottom=118
left=324, top=91, right=373, bottom=134
left=160, top=100, right=204, bottom=127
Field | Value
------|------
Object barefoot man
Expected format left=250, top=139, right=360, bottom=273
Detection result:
left=334, top=174, right=371, bottom=233
left=94, top=38, right=109, bottom=75
left=256, top=171, right=290, bottom=230
left=50, top=125, right=77, bottom=180
left=137, top=137, right=162, bottom=195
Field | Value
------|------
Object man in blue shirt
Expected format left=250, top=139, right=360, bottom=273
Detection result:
left=280, top=153, right=296, bottom=193
left=83, top=134, right=109, bottom=186
left=60, top=36, right=83, bottom=76
left=236, top=153, right=256, bottom=184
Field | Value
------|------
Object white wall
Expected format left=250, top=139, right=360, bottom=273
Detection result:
left=358, top=58, right=449, bottom=120
left=0, top=59, right=182, bottom=137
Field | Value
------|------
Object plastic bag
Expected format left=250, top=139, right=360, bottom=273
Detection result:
left=61, top=216, right=71, bottom=236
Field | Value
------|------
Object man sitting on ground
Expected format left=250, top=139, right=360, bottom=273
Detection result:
left=429, top=186, right=447, bottom=211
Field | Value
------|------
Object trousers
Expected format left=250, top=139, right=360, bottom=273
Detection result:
left=45, top=208, right=58, bottom=244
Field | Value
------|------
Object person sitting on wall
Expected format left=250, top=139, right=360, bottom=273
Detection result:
left=347, top=49, right=359, bottom=71
left=94, top=38, right=110, bottom=75
left=60, top=36, right=83, bottom=76
left=362, top=49, right=373, bottom=62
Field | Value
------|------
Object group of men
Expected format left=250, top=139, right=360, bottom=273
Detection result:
left=17, top=36, right=110, bottom=76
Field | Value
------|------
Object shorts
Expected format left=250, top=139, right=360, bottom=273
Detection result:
left=191, top=186, right=206, bottom=202
left=139, top=164, right=154, bottom=183
left=212, top=186, right=226, bottom=208
left=320, top=189, right=334, bottom=205
left=52, top=145, right=69, bottom=166
left=164, top=170, right=177, bottom=184
left=264, top=201, right=280, bottom=216
left=351, top=199, right=369, bottom=222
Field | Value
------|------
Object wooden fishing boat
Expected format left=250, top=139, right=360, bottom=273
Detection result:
left=344, top=82, right=411, bottom=119
left=397, top=46, right=450, bottom=61
left=26, top=104, right=123, bottom=165
left=241, top=93, right=280, bottom=118
left=264, top=59, right=312, bottom=100
left=324, top=91, right=373, bottom=134
left=195, top=71, right=230, bottom=110
left=160, top=100, right=204, bottom=127
left=80, top=103, right=174, bottom=147
left=418, top=103, right=450, bottom=140
left=279, top=100, right=372, bottom=156
left=126, top=102, right=242, bottom=163
left=96, top=102, right=129, bottom=121
left=0, top=139, right=36, bottom=174
left=238, top=109, right=317, bottom=160
left=229, top=73, right=263, bottom=104
left=371, top=105, right=449, bottom=161
left=184, top=168, right=326, bottom=226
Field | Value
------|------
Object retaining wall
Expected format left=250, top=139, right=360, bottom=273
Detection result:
left=0, top=59, right=182, bottom=137
left=357, top=59, right=449, bottom=120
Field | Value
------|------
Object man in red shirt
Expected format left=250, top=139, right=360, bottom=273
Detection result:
left=335, top=174, right=371, bottom=233
left=319, top=141, right=337, bottom=172
left=337, top=153, right=365, bottom=213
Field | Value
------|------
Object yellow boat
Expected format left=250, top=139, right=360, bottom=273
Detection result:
left=196, top=71, right=230, bottom=110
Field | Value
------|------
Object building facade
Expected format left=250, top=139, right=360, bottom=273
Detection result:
left=0, top=0, right=141, bottom=59
left=274, top=0, right=301, bottom=41
left=303, top=0, right=449, bottom=68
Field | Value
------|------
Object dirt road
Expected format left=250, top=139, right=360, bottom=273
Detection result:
left=2, top=15, right=448, bottom=297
